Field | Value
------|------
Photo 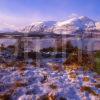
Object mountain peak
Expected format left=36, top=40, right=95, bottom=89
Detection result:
left=79, top=16, right=88, bottom=19
left=21, top=16, right=96, bottom=34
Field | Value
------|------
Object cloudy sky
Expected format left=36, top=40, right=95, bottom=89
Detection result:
left=0, top=0, right=100, bottom=29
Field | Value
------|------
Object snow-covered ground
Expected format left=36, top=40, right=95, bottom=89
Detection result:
left=0, top=59, right=100, bottom=100
left=0, top=36, right=100, bottom=100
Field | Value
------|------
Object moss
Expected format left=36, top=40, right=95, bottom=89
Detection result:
left=95, top=51, right=100, bottom=58
left=95, top=62, right=100, bottom=74
left=94, top=51, right=100, bottom=74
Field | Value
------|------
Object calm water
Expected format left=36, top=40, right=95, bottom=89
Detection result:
left=0, top=37, right=100, bottom=51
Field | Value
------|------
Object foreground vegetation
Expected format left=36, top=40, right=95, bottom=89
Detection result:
left=94, top=51, right=100, bottom=74
left=0, top=40, right=99, bottom=75
left=0, top=41, right=100, bottom=100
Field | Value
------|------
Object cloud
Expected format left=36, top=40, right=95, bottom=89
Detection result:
left=0, top=12, right=56, bottom=31
left=0, top=13, right=37, bottom=31
left=68, top=13, right=80, bottom=19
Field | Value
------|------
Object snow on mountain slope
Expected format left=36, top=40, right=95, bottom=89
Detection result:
left=54, top=16, right=95, bottom=34
left=22, top=21, right=56, bottom=33
left=21, top=16, right=95, bottom=34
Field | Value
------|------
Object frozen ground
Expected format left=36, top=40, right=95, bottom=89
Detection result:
left=0, top=59, right=100, bottom=100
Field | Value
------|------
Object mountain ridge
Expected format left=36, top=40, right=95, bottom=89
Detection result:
left=21, top=16, right=96, bottom=34
left=1, top=16, right=100, bottom=34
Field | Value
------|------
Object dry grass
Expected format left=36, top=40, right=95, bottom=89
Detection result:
left=95, top=84, right=100, bottom=88
left=38, top=94, right=67, bottom=100
left=64, top=63, right=80, bottom=72
left=13, top=81, right=27, bottom=88
left=0, top=81, right=28, bottom=100
left=47, top=62, right=63, bottom=72
left=80, top=86, right=98, bottom=96
left=38, top=94, right=56, bottom=100
left=0, top=62, right=16, bottom=69
left=83, top=77, right=90, bottom=82
left=63, top=51, right=95, bottom=73
left=49, top=84, right=58, bottom=90
left=0, top=93, right=11, bottom=100
left=17, top=61, right=26, bottom=71
left=69, top=72, right=77, bottom=79
left=32, top=61, right=37, bottom=67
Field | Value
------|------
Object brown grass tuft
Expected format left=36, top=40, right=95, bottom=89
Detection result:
left=80, top=86, right=98, bottom=96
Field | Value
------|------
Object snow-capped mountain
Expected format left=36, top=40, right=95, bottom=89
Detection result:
left=21, top=16, right=96, bottom=34
left=22, top=21, right=56, bottom=33
left=54, top=16, right=95, bottom=34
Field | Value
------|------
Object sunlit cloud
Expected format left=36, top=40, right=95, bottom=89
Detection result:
left=68, top=13, right=80, bottom=19
left=0, top=11, right=56, bottom=31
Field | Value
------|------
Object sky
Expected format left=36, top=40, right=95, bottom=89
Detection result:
left=0, top=0, right=100, bottom=29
